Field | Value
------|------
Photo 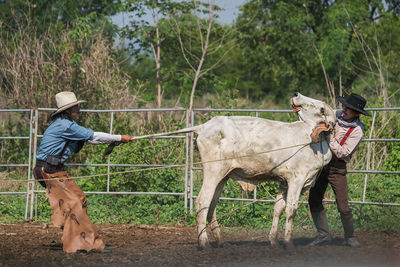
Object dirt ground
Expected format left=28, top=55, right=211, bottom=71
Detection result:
left=0, top=223, right=399, bottom=267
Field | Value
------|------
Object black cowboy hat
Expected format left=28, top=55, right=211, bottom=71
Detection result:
left=337, top=93, right=370, bottom=116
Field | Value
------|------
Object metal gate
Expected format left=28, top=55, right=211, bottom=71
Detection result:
left=0, top=107, right=399, bottom=221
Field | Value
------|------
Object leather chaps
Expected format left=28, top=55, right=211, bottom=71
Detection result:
left=35, top=167, right=105, bottom=253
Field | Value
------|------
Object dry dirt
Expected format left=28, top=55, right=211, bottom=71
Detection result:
left=0, top=223, right=399, bottom=267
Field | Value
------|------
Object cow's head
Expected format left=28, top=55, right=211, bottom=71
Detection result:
left=291, top=92, right=336, bottom=142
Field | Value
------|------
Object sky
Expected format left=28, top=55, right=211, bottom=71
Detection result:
left=111, top=0, right=248, bottom=27
left=211, top=0, right=248, bottom=24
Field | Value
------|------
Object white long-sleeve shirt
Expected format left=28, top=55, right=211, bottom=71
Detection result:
left=87, top=132, right=121, bottom=145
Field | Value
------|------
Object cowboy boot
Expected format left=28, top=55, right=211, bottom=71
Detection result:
left=340, top=212, right=360, bottom=247
left=308, top=209, right=332, bottom=246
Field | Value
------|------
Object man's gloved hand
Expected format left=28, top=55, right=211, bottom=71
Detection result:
left=121, top=135, right=133, bottom=143
left=103, top=135, right=133, bottom=158
left=310, top=121, right=329, bottom=143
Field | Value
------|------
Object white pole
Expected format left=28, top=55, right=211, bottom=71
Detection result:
left=362, top=111, right=376, bottom=202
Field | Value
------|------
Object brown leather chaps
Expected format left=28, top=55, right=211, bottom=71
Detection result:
left=34, top=167, right=105, bottom=253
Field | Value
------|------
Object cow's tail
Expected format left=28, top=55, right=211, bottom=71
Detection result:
left=131, top=126, right=201, bottom=140
left=103, top=126, right=201, bottom=157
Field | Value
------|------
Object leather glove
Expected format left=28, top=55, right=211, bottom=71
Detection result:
left=121, top=135, right=133, bottom=143
left=310, top=121, right=329, bottom=143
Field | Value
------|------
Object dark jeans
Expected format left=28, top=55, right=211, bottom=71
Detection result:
left=308, top=159, right=352, bottom=215
left=33, top=165, right=47, bottom=188
left=33, top=160, right=64, bottom=188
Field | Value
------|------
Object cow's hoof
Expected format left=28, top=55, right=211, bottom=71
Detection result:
left=284, top=241, right=295, bottom=250
left=270, top=240, right=280, bottom=248
left=216, top=240, right=224, bottom=248
left=197, top=243, right=210, bottom=250
left=198, top=238, right=210, bottom=250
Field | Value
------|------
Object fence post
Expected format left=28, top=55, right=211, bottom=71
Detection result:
left=254, top=111, right=259, bottom=201
left=107, top=111, right=114, bottom=192
left=31, top=109, right=39, bottom=220
left=189, top=110, right=195, bottom=214
left=184, top=110, right=190, bottom=212
left=362, top=111, right=377, bottom=202
left=24, top=109, right=35, bottom=221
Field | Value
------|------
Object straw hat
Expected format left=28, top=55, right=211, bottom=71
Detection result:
left=51, top=91, right=86, bottom=117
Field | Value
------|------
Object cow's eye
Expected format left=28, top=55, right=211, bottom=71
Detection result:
left=320, top=107, right=325, bottom=115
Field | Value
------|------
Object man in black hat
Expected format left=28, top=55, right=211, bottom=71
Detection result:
left=308, top=93, right=369, bottom=248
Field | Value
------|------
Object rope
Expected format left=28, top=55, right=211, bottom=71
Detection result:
left=2, top=138, right=325, bottom=239
left=131, top=127, right=197, bottom=140
left=0, top=141, right=316, bottom=184
left=0, top=164, right=186, bottom=184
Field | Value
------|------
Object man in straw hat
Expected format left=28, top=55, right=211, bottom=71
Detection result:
left=33, top=91, right=133, bottom=253
left=308, top=93, right=370, bottom=248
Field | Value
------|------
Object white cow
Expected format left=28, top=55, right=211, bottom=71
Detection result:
left=120, top=93, right=336, bottom=249
left=184, top=93, right=336, bottom=249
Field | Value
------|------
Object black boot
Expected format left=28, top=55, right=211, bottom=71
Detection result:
left=308, top=209, right=332, bottom=246
left=340, top=212, right=360, bottom=247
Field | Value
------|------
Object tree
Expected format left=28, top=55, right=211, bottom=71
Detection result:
left=234, top=0, right=400, bottom=105
left=0, top=0, right=126, bottom=107
left=168, top=0, right=237, bottom=110
left=121, top=0, right=192, bottom=111
left=0, top=0, right=121, bottom=34
left=121, top=0, right=237, bottom=109
left=0, top=22, right=136, bottom=110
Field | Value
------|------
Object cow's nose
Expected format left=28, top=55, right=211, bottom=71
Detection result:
left=293, top=92, right=299, bottom=97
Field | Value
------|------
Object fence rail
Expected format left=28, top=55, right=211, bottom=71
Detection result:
left=0, top=107, right=399, bottom=221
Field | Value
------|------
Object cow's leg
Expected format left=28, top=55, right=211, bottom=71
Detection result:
left=196, top=183, right=217, bottom=249
left=207, top=177, right=228, bottom=247
left=269, top=190, right=286, bottom=248
left=283, top=182, right=303, bottom=249
left=196, top=165, right=229, bottom=250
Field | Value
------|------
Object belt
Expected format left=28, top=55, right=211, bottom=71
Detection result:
left=35, top=159, right=65, bottom=174
left=35, top=159, right=64, bottom=168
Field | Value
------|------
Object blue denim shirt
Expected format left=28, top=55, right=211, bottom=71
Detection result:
left=36, top=118, right=94, bottom=163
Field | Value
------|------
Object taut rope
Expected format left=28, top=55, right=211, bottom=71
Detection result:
left=1, top=141, right=316, bottom=184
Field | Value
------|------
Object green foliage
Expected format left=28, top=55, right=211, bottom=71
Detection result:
left=86, top=195, right=189, bottom=225
left=0, top=195, right=26, bottom=222
left=0, top=0, right=121, bottom=45
left=120, top=1, right=239, bottom=106
left=385, top=143, right=400, bottom=172
left=231, top=0, right=400, bottom=105
left=2, top=105, right=398, bottom=232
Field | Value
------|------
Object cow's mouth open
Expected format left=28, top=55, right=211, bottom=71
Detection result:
left=291, top=99, right=302, bottom=113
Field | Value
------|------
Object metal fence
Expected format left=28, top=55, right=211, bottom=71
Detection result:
left=0, top=107, right=399, bottom=221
